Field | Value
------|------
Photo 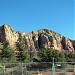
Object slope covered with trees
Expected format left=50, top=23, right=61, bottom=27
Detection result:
left=0, top=24, right=75, bottom=62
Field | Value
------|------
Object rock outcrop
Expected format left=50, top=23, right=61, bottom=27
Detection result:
left=0, top=25, right=19, bottom=48
left=0, top=24, right=75, bottom=51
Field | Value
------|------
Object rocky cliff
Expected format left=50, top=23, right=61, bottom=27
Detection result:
left=0, top=24, right=75, bottom=51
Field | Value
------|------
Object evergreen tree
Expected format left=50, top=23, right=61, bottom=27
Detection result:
left=16, top=35, right=29, bottom=62
left=38, top=48, right=66, bottom=62
left=65, top=51, right=75, bottom=62
left=1, top=41, right=16, bottom=62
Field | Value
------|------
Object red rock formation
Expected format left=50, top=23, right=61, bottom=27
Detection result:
left=0, top=24, right=74, bottom=51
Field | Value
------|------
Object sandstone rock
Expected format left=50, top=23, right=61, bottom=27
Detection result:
left=0, top=24, right=74, bottom=51
left=64, top=38, right=74, bottom=51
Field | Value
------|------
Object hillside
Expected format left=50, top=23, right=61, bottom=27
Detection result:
left=0, top=24, right=75, bottom=51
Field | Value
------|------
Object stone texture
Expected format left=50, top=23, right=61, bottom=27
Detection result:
left=0, top=24, right=75, bottom=51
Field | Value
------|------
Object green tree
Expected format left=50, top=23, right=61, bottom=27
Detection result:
left=3, top=41, right=9, bottom=48
left=1, top=41, right=16, bottom=62
left=18, top=44, right=29, bottom=62
left=65, top=51, right=75, bottom=62
left=1, top=47, right=16, bottom=62
left=57, top=51, right=66, bottom=62
left=16, top=35, right=29, bottom=62
left=38, top=48, right=66, bottom=62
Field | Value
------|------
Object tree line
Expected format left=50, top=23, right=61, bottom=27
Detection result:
left=0, top=36, right=75, bottom=62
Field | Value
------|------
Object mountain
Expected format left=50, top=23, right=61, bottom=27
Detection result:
left=0, top=24, right=75, bottom=51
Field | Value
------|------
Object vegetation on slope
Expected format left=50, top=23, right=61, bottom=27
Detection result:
left=0, top=39, right=75, bottom=62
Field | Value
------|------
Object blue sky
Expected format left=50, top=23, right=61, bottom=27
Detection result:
left=0, top=0, right=74, bottom=40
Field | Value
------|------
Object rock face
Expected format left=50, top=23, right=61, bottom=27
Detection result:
left=0, top=24, right=75, bottom=51
left=0, top=25, right=19, bottom=48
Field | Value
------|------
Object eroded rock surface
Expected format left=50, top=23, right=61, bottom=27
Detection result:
left=0, top=24, right=74, bottom=51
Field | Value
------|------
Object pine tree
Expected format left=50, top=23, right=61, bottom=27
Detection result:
left=16, top=35, right=29, bottom=62
left=1, top=41, right=16, bottom=62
